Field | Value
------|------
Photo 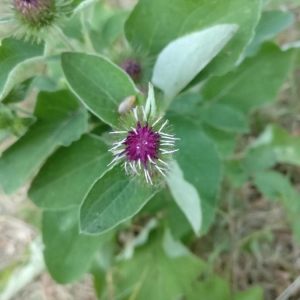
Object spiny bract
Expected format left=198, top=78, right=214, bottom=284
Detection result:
left=108, top=106, right=179, bottom=185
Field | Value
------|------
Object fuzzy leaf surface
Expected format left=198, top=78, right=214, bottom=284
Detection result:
left=202, top=44, right=292, bottom=114
left=43, top=207, right=112, bottom=284
left=29, top=134, right=111, bottom=209
left=245, top=10, right=294, bottom=57
left=200, top=104, right=249, bottom=133
left=0, top=90, right=88, bottom=194
left=152, top=25, right=238, bottom=100
left=80, top=167, right=160, bottom=234
left=61, top=52, right=139, bottom=127
left=168, top=115, right=222, bottom=234
left=166, top=162, right=202, bottom=236
left=0, top=38, right=44, bottom=100
left=125, top=0, right=260, bottom=76
left=107, top=232, right=207, bottom=300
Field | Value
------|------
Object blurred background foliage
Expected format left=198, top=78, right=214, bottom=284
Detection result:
left=1, top=0, right=300, bottom=299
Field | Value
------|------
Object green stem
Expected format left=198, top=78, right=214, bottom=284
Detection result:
left=81, top=11, right=96, bottom=54
left=54, top=25, right=76, bottom=51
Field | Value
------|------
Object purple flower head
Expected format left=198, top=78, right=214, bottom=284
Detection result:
left=108, top=106, right=179, bottom=185
left=13, top=0, right=55, bottom=28
left=121, top=59, right=142, bottom=82
left=3, top=0, right=71, bottom=40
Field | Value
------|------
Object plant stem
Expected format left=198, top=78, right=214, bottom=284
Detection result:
left=81, top=11, right=96, bottom=54
left=54, top=25, right=76, bottom=51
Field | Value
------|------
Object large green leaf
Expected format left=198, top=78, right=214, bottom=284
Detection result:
left=43, top=207, right=113, bottom=284
left=166, top=162, right=202, bottom=235
left=80, top=167, right=160, bottom=234
left=202, top=125, right=237, bottom=158
left=152, top=25, right=238, bottom=100
left=202, top=43, right=293, bottom=114
left=29, top=134, right=111, bottom=209
left=200, top=104, right=249, bottom=133
left=168, top=93, right=237, bottom=158
left=168, top=115, right=222, bottom=234
left=244, top=10, right=294, bottom=57
left=61, top=52, right=140, bottom=127
left=0, top=38, right=45, bottom=100
left=125, top=0, right=260, bottom=76
left=0, top=90, right=88, bottom=194
left=106, top=232, right=207, bottom=300
left=254, top=171, right=300, bottom=243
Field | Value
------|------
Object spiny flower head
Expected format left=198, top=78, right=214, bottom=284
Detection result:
left=2, top=0, right=71, bottom=40
left=113, top=48, right=153, bottom=87
left=108, top=106, right=179, bottom=185
left=121, top=58, right=142, bottom=82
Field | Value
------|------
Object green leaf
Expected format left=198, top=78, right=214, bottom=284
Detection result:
left=162, top=229, right=190, bottom=258
left=168, top=92, right=201, bottom=116
left=187, top=277, right=263, bottom=300
left=187, top=276, right=231, bottom=300
left=224, top=160, right=249, bottom=188
left=200, top=104, right=249, bottom=133
left=2, top=77, right=34, bottom=104
left=108, top=232, right=207, bottom=300
left=250, top=125, right=300, bottom=166
left=167, top=199, right=193, bottom=240
left=152, top=25, right=238, bottom=100
left=32, top=76, right=58, bottom=92
left=245, top=11, right=295, bottom=57
left=166, top=161, right=202, bottom=235
left=202, top=43, right=293, bottom=114
left=233, top=286, right=264, bottom=300
left=254, top=171, right=300, bottom=243
left=80, top=167, right=160, bottom=234
left=125, top=0, right=260, bottom=76
left=0, top=38, right=45, bottom=100
left=61, top=52, right=140, bottom=127
left=29, top=134, right=112, bottom=209
left=0, top=90, right=88, bottom=194
left=202, top=124, right=237, bottom=158
left=243, top=145, right=276, bottom=173
left=254, top=171, right=290, bottom=202
left=43, top=207, right=113, bottom=284
left=102, top=11, right=130, bottom=46
left=168, top=115, right=222, bottom=234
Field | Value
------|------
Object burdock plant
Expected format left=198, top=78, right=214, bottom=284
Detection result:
left=108, top=86, right=179, bottom=185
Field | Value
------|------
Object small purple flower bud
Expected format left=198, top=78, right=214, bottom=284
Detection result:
left=108, top=106, right=179, bottom=185
left=121, top=59, right=142, bottom=82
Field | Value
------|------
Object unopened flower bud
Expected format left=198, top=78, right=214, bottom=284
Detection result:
left=3, top=0, right=71, bottom=40
left=121, top=59, right=142, bottom=82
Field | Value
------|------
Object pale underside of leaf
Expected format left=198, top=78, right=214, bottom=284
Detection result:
left=0, top=57, right=45, bottom=100
left=166, top=161, right=202, bottom=236
left=152, top=24, right=238, bottom=100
